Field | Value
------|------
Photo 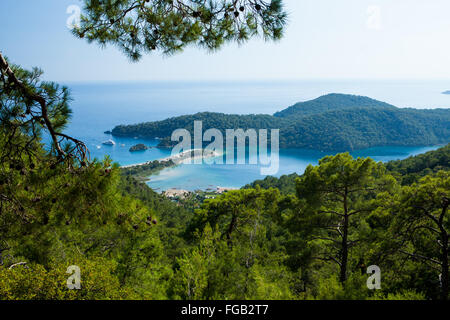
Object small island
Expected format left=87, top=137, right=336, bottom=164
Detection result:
left=129, top=144, right=149, bottom=152
left=104, top=130, right=112, bottom=134
left=442, top=90, right=450, bottom=95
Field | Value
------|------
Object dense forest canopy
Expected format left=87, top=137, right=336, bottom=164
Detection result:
left=111, top=94, right=450, bottom=151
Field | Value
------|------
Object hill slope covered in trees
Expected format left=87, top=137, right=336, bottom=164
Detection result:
left=247, top=143, right=450, bottom=192
left=273, top=93, right=396, bottom=118
left=112, top=94, right=450, bottom=152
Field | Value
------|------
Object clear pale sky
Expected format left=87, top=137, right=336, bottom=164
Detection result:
left=1, top=0, right=450, bottom=82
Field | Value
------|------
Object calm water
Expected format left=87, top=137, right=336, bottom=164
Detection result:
left=61, top=80, right=450, bottom=191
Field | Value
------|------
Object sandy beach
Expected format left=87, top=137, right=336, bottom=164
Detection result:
left=120, top=149, right=222, bottom=168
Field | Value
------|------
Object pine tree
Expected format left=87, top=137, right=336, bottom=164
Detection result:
left=74, top=0, right=287, bottom=61
left=296, top=153, right=396, bottom=283
left=389, top=172, right=449, bottom=300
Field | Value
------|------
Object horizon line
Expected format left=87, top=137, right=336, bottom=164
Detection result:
left=56, top=78, right=450, bottom=84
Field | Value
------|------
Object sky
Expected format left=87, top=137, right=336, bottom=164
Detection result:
left=1, top=0, right=450, bottom=82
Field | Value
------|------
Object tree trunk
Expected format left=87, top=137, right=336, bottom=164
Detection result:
left=439, top=201, right=448, bottom=300
left=226, top=213, right=237, bottom=247
left=441, top=232, right=449, bottom=300
left=340, top=190, right=349, bottom=283
left=340, top=214, right=349, bottom=283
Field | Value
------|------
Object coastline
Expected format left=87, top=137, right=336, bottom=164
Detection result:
left=120, top=148, right=222, bottom=168
left=120, top=148, right=232, bottom=194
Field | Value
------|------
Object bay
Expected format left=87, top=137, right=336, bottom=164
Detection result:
left=61, top=80, right=450, bottom=191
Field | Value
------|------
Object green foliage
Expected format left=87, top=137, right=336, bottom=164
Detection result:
left=381, top=171, right=450, bottom=300
left=386, top=144, right=450, bottom=185
left=245, top=173, right=300, bottom=194
left=0, top=58, right=73, bottom=169
left=129, top=143, right=149, bottom=152
left=172, top=225, right=218, bottom=300
left=178, top=189, right=294, bottom=299
left=0, top=59, right=72, bottom=135
left=310, top=274, right=370, bottom=300
left=117, top=175, right=193, bottom=261
left=273, top=93, right=395, bottom=118
left=369, top=290, right=426, bottom=300
left=75, top=0, right=287, bottom=61
left=296, top=153, right=397, bottom=283
left=0, top=257, right=133, bottom=300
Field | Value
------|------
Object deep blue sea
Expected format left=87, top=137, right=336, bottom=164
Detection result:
left=61, top=80, right=450, bottom=191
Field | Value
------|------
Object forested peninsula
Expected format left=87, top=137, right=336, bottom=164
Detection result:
left=111, top=94, right=450, bottom=152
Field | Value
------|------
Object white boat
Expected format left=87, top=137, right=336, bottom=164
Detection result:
left=102, top=139, right=116, bottom=146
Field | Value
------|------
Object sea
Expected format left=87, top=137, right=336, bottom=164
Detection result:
left=61, top=80, right=450, bottom=192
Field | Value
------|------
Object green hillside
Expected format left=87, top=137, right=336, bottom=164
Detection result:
left=280, top=107, right=449, bottom=150
left=112, top=94, right=450, bottom=152
left=386, top=143, right=450, bottom=184
left=273, top=93, right=395, bottom=118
